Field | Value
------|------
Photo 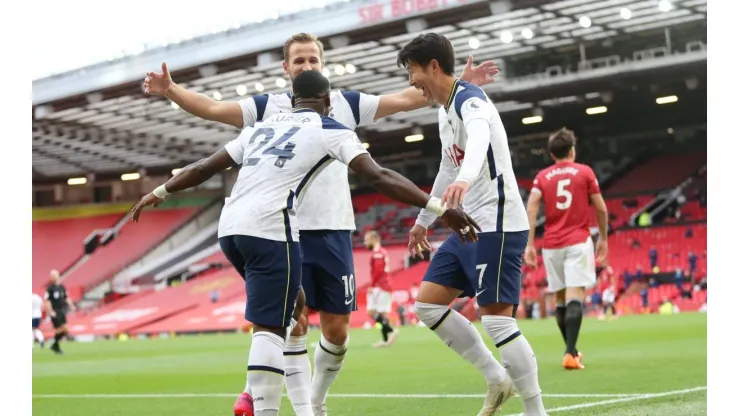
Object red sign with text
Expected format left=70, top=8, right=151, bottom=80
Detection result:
left=359, top=0, right=469, bottom=25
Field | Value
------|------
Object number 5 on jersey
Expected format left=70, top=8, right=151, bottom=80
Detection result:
left=556, top=178, right=572, bottom=210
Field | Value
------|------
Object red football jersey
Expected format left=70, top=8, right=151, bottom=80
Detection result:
left=370, top=247, right=392, bottom=292
left=532, top=161, right=601, bottom=249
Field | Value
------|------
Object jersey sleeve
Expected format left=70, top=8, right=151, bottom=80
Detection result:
left=456, top=90, right=493, bottom=127
left=223, top=127, right=253, bottom=165
left=340, top=90, right=380, bottom=128
left=44, top=287, right=51, bottom=300
left=237, top=95, right=269, bottom=127
left=531, top=172, right=544, bottom=195
left=416, top=144, right=456, bottom=228
left=321, top=128, right=368, bottom=165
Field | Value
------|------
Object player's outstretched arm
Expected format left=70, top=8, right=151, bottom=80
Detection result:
left=375, top=56, right=499, bottom=120
left=143, top=62, right=244, bottom=128
left=131, top=150, right=235, bottom=222
left=348, top=154, right=480, bottom=242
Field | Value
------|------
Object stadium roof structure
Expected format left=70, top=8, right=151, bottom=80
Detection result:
left=32, top=0, right=706, bottom=181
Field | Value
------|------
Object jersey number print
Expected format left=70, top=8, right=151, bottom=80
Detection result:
left=246, top=127, right=300, bottom=168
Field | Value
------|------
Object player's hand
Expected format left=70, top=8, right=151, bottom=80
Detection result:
left=408, top=224, right=432, bottom=259
left=441, top=180, right=471, bottom=209
left=131, top=193, right=165, bottom=223
left=524, top=244, right=538, bottom=269
left=440, top=208, right=481, bottom=243
left=48, top=310, right=56, bottom=318
left=143, top=62, right=172, bottom=96
left=460, top=56, right=500, bottom=87
left=596, top=238, right=608, bottom=264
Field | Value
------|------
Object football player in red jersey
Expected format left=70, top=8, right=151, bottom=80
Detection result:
left=524, top=128, right=608, bottom=370
left=364, top=231, right=399, bottom=347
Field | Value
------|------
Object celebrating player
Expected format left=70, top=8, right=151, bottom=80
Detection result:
left=363, top=231, right=398, bottom=348
left=397, top=33, right=547, bottom=416
left=524, top=127, right=609, bottom=370
left=132, top=70, right=480, bottom=416
left=143, top=32, right=497, bottom=416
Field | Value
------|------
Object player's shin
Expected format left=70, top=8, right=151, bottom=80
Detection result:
left=415, top=302, right=507, bottom=385
left=481, top=315, right=547, bottom=416
left=311, top=334, right=348, bottom=409
left=565, top=299, right=584, bottom=356
left=247, top=330, right=286, bottom=416
left=284, top=334, right=313, bottom=416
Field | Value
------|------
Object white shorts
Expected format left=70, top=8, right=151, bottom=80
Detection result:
left=366, top=288, right=392, bottom=314
left=542, top=237, right=596, bottom=292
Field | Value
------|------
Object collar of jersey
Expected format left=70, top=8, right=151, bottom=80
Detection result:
left=293, top=108, right=317, bottom=114
left=444, top=79, right=461, bottom=111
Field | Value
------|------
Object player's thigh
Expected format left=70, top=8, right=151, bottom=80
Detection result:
left=301, top=231, right=357, bottom=315
left=234, top=236, right=303, bottom=328
left=542, top=247, right=567, bottom=293
left=219, top=236, right=247, bottom=280
left=471, top=231, right=528, bottom=307
left=419, top=233, right=471, bottom=304
left=563, top=238, right=597, bottom=289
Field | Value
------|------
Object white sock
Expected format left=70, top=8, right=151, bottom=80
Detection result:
left=311, top=334, right=348, bottom=407
left=243, top=318, right=297, bottom=396
left=481, top=316, right=547, bottom=416
left=415, top=302, right=507, bottom=386
left=247, top=331, right=285, bottom=416
left=284, top=335, right=313, bottom=416
left=34, top=329, right=45, bottom=344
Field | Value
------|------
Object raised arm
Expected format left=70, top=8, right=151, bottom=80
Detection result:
left=131, top=149, right=236, bottom=222
left=375, top=56, right=499, bottom=120
left=144, top=62, right=245, bottom=128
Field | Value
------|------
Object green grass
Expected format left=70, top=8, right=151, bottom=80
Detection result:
left=32, top=313, right=707, bottom=415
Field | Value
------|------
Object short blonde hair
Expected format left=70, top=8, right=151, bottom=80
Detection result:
left=283, top=33, right=325, bottom=61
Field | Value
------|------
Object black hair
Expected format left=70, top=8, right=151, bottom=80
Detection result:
left=292, top=70, right=331, bottom=100
left=396, top=33, right=456, bottom=75
left=548, top=128, right=577, bottom=159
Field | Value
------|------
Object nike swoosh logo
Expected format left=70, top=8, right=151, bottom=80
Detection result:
left=286, top=372, right=301, bottom=377
left=345, top=298, right=354, bottom=305
left=476, top=289, right=486, bottom=297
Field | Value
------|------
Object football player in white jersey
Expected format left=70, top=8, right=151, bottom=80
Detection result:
left=397, top=34, right=547, bottom=416
left=132, top=70, right=480, bottom=416
left=143, top=32, right=498, bottom=416
left=32, top=292, right=45, bottom=348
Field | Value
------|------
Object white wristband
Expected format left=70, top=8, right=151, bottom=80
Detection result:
left=152, top=184, right=169, bottom=199
left=425, top=196, right=447, bottom=217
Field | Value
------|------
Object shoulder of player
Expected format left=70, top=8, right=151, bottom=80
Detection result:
left=320, top=116, right=352, bottom=131
left=453, top=82, right=489, bottom=119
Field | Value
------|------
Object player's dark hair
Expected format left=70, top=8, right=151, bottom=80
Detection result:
left=292, top=70, right=331, bottom=100
left=548, top=128, right=576, bottom=159
left=396, top=33, right=456, bottom=75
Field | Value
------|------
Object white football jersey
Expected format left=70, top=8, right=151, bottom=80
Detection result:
left=32, top=293, right=43, bottom=319
left=218, top=109, right=369, bottom=242
left=238, top=91, right=379, bottom=231
left=417, top=81, right=528, bottom=233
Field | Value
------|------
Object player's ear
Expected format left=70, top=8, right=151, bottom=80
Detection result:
left=282, top=60, right=290, bottom=77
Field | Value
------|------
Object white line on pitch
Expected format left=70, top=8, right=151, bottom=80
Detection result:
left=31, top=391, right=691, bottom=400
left=507, top=386, right=707, bottom=416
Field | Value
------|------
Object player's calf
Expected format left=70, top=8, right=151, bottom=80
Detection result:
left=248, top=325, right=288, bottom=416
left=480, top=308, right=547, bottom=416
left=312, top=311, right=351, bottom=414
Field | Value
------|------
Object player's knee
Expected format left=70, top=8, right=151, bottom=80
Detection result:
left=414, top=301, right=448, bottom=328
left=480, top=315, right=520, bottom=346
left=319, top=312, right=350, bottom=345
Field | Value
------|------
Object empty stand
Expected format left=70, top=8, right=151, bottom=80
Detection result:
left=33, top=213, right=122, bottom=291
left=62, top=207, right=199, bottom=293
left=605, top=152, right=706, bottom=195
